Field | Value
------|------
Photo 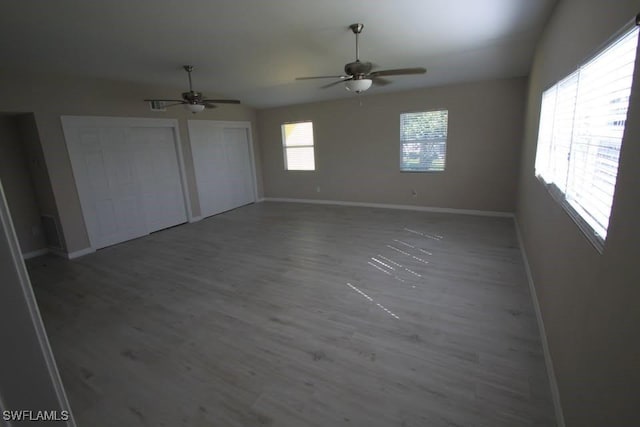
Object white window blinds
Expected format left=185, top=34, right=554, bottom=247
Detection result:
left=281, top=121, right=315, bottom=171
left=400, top=110, right=448, bottom=172
left=535, top=24, right=639, bottom=249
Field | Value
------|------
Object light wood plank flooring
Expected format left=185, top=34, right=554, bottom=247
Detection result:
left=28, top=202, right=555, bottom=426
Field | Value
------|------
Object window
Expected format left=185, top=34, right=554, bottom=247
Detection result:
left=400, top=110, right=448, bottom=172
left=281, top=121, right=315, bottom=171
left=534, top=24, right=639, bottom=250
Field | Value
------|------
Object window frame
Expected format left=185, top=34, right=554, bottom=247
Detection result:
left=534, top=21, right=639, bottom=253
left=281, top=120, right=316, bottom=171
left=399, top=109, right=449, bottom=173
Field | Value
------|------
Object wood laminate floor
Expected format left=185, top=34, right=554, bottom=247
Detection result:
left=28, top=202, right=555, bottom=426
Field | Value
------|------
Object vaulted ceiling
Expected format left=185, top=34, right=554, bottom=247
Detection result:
left=0, top=0, right=557, bottom=108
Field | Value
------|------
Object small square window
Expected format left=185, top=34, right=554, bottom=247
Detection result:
left=400, top=110, right=448, bottom=172
left=282, top=121, right=315, bottom=171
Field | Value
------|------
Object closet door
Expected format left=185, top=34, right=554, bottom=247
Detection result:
left=129, top=127, right=188, bottom=233
left=188, top=121, right=256, bottom=218
left=62, top=117, right=189, bottom=250
left=73, top=127, right=148, bottom=248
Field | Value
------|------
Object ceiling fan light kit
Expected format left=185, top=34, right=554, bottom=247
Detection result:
left=144, top=65, right=241, bottom=114
left=345, top=78, right=372, bottom=93
left=184, top=103, right=205, bottom=113
left=295, top=23, right=426, bottom=95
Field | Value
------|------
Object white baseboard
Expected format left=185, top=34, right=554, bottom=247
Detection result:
left=67, top=247, right=95, bottom=259
left=22, top=248, right=50, bottom=260
left=262, top=197, right=514, bottom=218
left=514, top=218, right=565, bottom=427
left=50, top=247, right=95, bottom=260
left=48, top=248, right=67, bottom=259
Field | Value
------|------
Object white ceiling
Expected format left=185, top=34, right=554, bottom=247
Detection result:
left=0, top=0, right=556, bottom=109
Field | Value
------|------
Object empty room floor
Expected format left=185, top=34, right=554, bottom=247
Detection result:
left=28, top=202, right=555, bottom=426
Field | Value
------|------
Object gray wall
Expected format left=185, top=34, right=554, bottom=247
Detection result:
left=0, top=70, right=262, bottom=253
left=516, top=0, right=640, bottom=425
left=258, top=78, right=527, bottom=213
left=0, top=115, right=47, bottom=255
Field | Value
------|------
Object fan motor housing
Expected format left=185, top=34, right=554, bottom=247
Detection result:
left=344, top=61, right=372, bottom=76
left=182, top=91, right=203, bottom=102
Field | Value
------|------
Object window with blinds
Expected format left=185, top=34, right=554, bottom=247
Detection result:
left=534, top=24, right=639, bottom=250
left=281, top=121, right=315, bottom=171
left=400, top=110, right=448, bottom=172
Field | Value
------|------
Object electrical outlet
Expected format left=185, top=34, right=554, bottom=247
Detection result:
left=411, top=189, right=417, bottom=198
left=316, top=185, right=321, bottom=193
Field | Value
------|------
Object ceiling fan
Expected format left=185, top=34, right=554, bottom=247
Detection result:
left=296, top=23, right=426, bottom=94
left=145, top=65, right=240, bottom=113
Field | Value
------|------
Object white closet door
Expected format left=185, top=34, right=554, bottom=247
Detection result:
left=63, top=117, right=189, bottom=250
left=188, top=121, right=256, bottom=218
left=224, top=128, right=255, bottom=208
left=129, top=127, right=187, bottom=233
left=75, top=127, right=148, bottom=248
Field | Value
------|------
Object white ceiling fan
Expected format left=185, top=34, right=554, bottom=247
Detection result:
left=145, top=65, right=240, bottom=113
left=296, top=23, right=427, bottom=93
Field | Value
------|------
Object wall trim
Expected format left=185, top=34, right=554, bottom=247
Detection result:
left=66, top=247, right=95, bottom=259
left=22, top=248, right=49, bottom=260
left=0, top=181, right=77, bottom=426
left=262, top=197, right=514, bottom=218
left=189, top=215, right=203, bottom=223
left=50, top=247, right=95, bottom=260
left=514, top=217, right=565, bottom=427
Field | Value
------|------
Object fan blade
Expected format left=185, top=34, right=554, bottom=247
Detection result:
left=296, top=75, right=348, bottom=80
left=320, top=77, right=353, bottom=89
left=204, top=103, right=218, bottom=109
left=144, top=99, right=185, bottom=103
left=371, top=76, right=392, bottom=86
left=369, top=67, right=426, bottom=77
left=201, top=99, right=241, bottom=104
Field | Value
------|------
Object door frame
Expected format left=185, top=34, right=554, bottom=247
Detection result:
left=0, top=180, right=76, bottom=426
left=187, top=120, right=258, bottom=220
left=61, top=116, right=193, bottom=251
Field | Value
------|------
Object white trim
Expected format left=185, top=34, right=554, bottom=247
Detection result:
left=514, top=218, right=565, bottom=427
left=0, top=182, right=76, bottom=426
left=537, top=178, right=605, bottom=253
left=60, top=115, right=180, bottom=129
left=22, top=248, right=49, bottom=260
left=245, top=125, right=260, bottom=203
left=66, top=247, right=96, bottom=260
left=49, top=247, right=95, bottom=260
left=189, top=119, right=253, bottom=129
left=262, top=197, right=513, bottom=218
left=170, top=124, right=195, bottom=222
left=48, top=248, right=68, bottom=259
